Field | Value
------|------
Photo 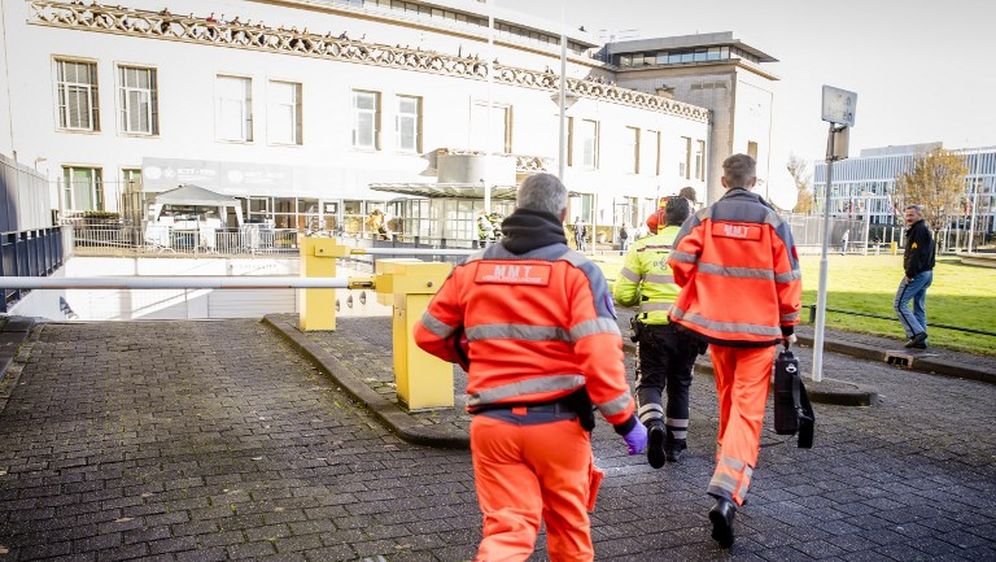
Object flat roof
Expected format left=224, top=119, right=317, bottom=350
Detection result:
left=605, top=31, right=777, bottom=63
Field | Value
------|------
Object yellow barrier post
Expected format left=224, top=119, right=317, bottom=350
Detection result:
left=890, top=241, right=898, bottom=255
left=299, top=236, right=349, bottom=331
left=374, top=259, right=455, bottom=411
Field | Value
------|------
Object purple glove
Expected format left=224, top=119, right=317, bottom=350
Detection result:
left=623, top=422, right=648, bottom=455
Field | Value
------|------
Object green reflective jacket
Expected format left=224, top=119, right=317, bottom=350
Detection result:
left=613, top=225, right=681, bottom=325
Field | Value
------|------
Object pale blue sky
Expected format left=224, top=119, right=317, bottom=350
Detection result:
left=498, top=0, right=996, bottom=205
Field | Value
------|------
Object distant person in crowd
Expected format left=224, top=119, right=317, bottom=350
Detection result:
left=573, top=216, right=588, bottom=252
left=841, top=229, right=850, bottom=255
left=415, top=173, right=645, bottom=561
left=894, top=204, right=935, bottom=349
left=679, top=186, right=698, bottom=210
left=488, top=211, right=504, bottom=241
left=618, top=222, right=630, bottom=251
left=615, top=197, right=704, bottom=468
left=668, top=154, right=801, bottom=548
left=476, top=210, right=494, bottom=246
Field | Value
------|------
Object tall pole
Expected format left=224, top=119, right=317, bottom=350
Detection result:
left=557, top=1, right=567, bottom=181
left=483, top=0, right=494, bottom=213
left=968, top=183, right=979, bottom=254
left=863, top=192, right=871, bottom=255
left=812, top=124, right=838, bottom=383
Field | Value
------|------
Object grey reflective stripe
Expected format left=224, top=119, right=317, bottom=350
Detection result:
left=640, top=302, right=671, bottom=313
left=569, top=318, right=620, bottom=340
left=709, top=472, right=739, bottom=493
left=560, top=250, right=589, bottom=268
left=775, top=269, right=802, bottom=283
left=665, top=417, right=689, bottom=428
left=781, top=312, right=800, bottom=322
left=644, top=274, right=675, bottom=284
left=596, top=391, right=632, bottom=417
left=639, top=403, right=664, bottom=415
left=720, top=455, right=745, bottom=471
left=736, top=466, right=754, bottom=500
left=642, top=244, right=673, bottom=250
left=619, top=267, right=641, bottom=282
left=466, top=324, right=570, bottom=342
left=671, top=307, right=782, bottom=337
left=670, top=251, right=698, bottom=263
left=698, top=263, right=775, bottom=281
left=467, top=374, right=585, bottom=406
left=420, top=311, right=456, bottom=339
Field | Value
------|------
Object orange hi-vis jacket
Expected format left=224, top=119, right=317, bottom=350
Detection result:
left=414, top=241, right=636, bottom=428
left=667, top=188, right=802, bottom=346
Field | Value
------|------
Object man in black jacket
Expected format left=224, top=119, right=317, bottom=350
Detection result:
left=894, top=205, right=935, bottom=349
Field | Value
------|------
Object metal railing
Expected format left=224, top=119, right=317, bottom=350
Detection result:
left=1, top=226, right=67, bottom=311
left=73, top=226, right=303, bottom=256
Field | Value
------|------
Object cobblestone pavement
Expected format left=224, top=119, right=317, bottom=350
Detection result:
left=0, top=319, right=994, bottom=561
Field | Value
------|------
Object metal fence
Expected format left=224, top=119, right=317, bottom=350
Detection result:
left=1, top=227, right=67, bottom=311
left=73, top=226, right=302, bottom=256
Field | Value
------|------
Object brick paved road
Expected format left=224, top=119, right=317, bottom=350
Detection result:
left=0, top=320, right=994, bottom=561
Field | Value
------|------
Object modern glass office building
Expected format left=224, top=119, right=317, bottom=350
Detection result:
left=814, top=144, right=996, bottom=241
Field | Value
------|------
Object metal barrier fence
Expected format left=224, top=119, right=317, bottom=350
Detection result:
left=73, top=226, right=302, bottom=256
left=1, top=226, right=67, bottom=311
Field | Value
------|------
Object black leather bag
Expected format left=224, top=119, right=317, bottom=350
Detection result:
left=773, top=347, right=815, bottom=448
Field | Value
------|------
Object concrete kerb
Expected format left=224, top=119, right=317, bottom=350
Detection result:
left=794, top=334, right=995, bottom=385
left=261, top=315, right=470, bottom=449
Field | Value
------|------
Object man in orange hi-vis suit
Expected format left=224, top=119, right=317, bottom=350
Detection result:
left=414, top=173, right=646, bottom=561
left=668, top=154, right=802, bottom=548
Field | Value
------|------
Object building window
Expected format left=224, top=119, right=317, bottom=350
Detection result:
left=120, top=168, right=145, bottom=223
left=216, top=75, right=253, bottom=142
left=63, top=166, right=103, bottom=211
left=580, top=119, right=599, bottom=169
left=679, top=137, right=692, bottom=179
left=268, top=80, right=302, bottom=145
left=643, top=130, right=661, bottom=176
left=352, top=90, right=381, bottom=149
left=626, top=127, right=640, bottom=174
left=395, top=95, right=422, bottom=153
left=55, top=59, right=99, bottom=131
left=471, top=102, right=511, bottom=154
left=695, top=140, right=706, bottom=181
left=747, top=140, right=758, bottom=160
left=118, top=66, right=158, bottom=135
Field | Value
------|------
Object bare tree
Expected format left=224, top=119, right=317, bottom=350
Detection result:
left=894, top=148, right=968, bottom=231
left=786, top=153, right=813, bottom=214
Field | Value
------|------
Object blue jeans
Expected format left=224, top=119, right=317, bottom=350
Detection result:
left=894, top=270, right=933, bottom=338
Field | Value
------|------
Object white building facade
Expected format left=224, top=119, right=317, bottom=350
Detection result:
left=2, top=0, right=728, bottom=243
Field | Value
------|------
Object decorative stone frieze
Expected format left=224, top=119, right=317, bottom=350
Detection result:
left=29, top=1, right=710, bottom=123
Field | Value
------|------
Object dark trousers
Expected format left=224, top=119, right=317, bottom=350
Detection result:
left=635, top=323, right=700, bottom=441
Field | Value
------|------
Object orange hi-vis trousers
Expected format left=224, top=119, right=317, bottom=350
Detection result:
left=470, top=414, right=598, bottom=562
left=707, top=344, right=776, bottom=506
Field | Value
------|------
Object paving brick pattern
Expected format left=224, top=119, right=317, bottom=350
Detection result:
left=0, top=319, right=993, bottom=561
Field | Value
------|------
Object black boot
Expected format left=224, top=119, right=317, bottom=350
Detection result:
left=709, top=497, right=736, bottom=548
left=664, top=433, right=687, bottom=463
left=647, top=422, right=666, bottom=469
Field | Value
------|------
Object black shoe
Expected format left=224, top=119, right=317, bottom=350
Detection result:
left=647, top=424, right=666, bottom=469
left=664, top=435, right=687, bottom=463
left=906, top=332, right=928, bottom=349
left=709, top=497, right=736, bottom=548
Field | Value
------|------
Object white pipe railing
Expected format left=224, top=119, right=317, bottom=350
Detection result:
left=0, top=277, right=353, bottom=290
left=353, top=248, right=475, bottom=256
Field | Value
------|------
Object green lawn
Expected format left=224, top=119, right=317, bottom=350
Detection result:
left=594, top=253, right=996, bottom=355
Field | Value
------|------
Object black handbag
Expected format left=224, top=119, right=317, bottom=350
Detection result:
left=773, top=346, right=815, bottom=448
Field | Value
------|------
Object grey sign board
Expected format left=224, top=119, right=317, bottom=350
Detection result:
left=821, top=85, right=858, bottom=127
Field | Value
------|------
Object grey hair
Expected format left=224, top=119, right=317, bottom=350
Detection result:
left=905, top=204, right=924, bottom=213
left=517, top=173, right=567, bottom=216
left=723, top=153, right=757, bottom=187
